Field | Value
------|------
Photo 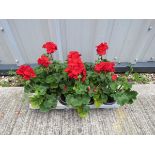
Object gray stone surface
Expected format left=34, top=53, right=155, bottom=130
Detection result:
left=0, top=84, right=155, bottom=135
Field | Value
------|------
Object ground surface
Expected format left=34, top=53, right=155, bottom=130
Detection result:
left=0, top=84, right=155, bottom=135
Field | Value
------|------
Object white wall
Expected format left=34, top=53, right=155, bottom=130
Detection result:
left=0, top=19, right=155, bottom=65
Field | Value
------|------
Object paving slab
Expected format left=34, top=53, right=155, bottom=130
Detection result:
left=0, top=84, right=155, bottom=135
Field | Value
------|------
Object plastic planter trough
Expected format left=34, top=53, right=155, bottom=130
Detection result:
left=29, top=94, right=120, bottom=110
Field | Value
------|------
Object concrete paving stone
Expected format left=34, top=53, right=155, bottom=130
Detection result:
left=0, top=84, right=155, bottom=135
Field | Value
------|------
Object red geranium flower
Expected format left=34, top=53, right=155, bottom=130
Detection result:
left=42, top=41, right=57, bottom=54
left=64, top=51, right=86, bottom=82
left=94, top=61, right=115, bottom=73
left=68, top=51, right=81, bottom=60
left=96, top=42, right=108, bottom=56
left=111, top=74, right=118, bottom=81
left=16, top=65, right=36, bottom=80
left=38, top=55, right=51, bottom=67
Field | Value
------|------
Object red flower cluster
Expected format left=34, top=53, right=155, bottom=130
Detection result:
left=16, top=65, right=36, bottom=80
left=94, top=61, right=115, bottom=73
left=64, top=51, right=86, bottom=82
left=96, top=42, right=108, bottom=56
left=38, top=55, right=51, bottom=67
left=42, top=42, right=57, bottom=54
left=111, top=74, right=118, bottom=81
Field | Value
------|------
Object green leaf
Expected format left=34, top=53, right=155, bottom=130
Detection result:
left=132, top=73, right=149, bottom=84
left=77, top=105, right=90, bottom=118
left=29, top=94, right=44, bottom=108
left=122, top=81, right=132, bottom=90
left=39, top=104, right=50, bottom=112
left=73, top=82, right=88, bottom=95
left=94, top=98, right=103, bottom=108
left=46, top=75, right=59, bottom=88
left=66, top=94, right=90, bottom=108
left=110, top=82, right=118, bottom=91
left=125, top=71, right=129, bottom=76
left=50, top=83, right=58, bottom=89
left=30, top=102, right=40, bottom=109
left=112, top=93, right=129, bottom=106
left=100, top=73, right=105, bottom=81
left=94, top=94, right=108, bottom=108
left=43, top=94, right=57, bottom=108
left=35, top=66, right=44, bottom=74
left=126, top=90, right=138, bottom=104
left=46, top=76, right=55, bottom=83
left=112, top=90, right=138, bottom=106
left=35, top=85, right=48, bottom=95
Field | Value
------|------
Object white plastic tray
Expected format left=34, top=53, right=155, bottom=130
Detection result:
left=29, top=101, right=120, bottom=110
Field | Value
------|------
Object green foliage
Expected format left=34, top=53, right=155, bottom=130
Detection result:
left=35, top=85, right=48, bottom=95
left=66, top=94, right=90, bottom=108
left=131, top=73, right=149, bottom=84
left=125, top=65, right=149, bottom=84
left=30, top=93, right=57, bottom=112
left=110, top=82, right=118, bottom=91
left=66, top=94, right=90, bottom=118
left=85, top=65, right=138, bottom=108
left=40, top=94, right=57, bottom=112
left=30, top=94, right=43, bottom=109
left=23, top=60, right=65, bottom=112
left=8, top=70, right=16, bottom=76
left=73, top=81, right=88, bottom=95
left=0, top=80, right=10, bottom=87
left=77, top=105, right=90, bottom=118
left=94, top=94, right=108, bottom=108
left=17, top=53, right=138, bottom=118
left=125, top=64, right=133, bottom=76
left=111, top=90, right=138, bottom=106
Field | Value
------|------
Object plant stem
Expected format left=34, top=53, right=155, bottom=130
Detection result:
left=101, top=56, right=103, bottom=61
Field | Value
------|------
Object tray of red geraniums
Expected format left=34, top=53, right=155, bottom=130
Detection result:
left=16, top=41, right=138, bottom=118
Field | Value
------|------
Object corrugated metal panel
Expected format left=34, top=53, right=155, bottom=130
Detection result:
left=7, top=19, right=51, bottom=64
left=0, top=19, right=155, bottom=66
left=0, top=31, right=15, bottom=64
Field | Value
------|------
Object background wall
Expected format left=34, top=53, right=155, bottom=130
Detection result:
left=0, top=19, right=155, bottom=66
